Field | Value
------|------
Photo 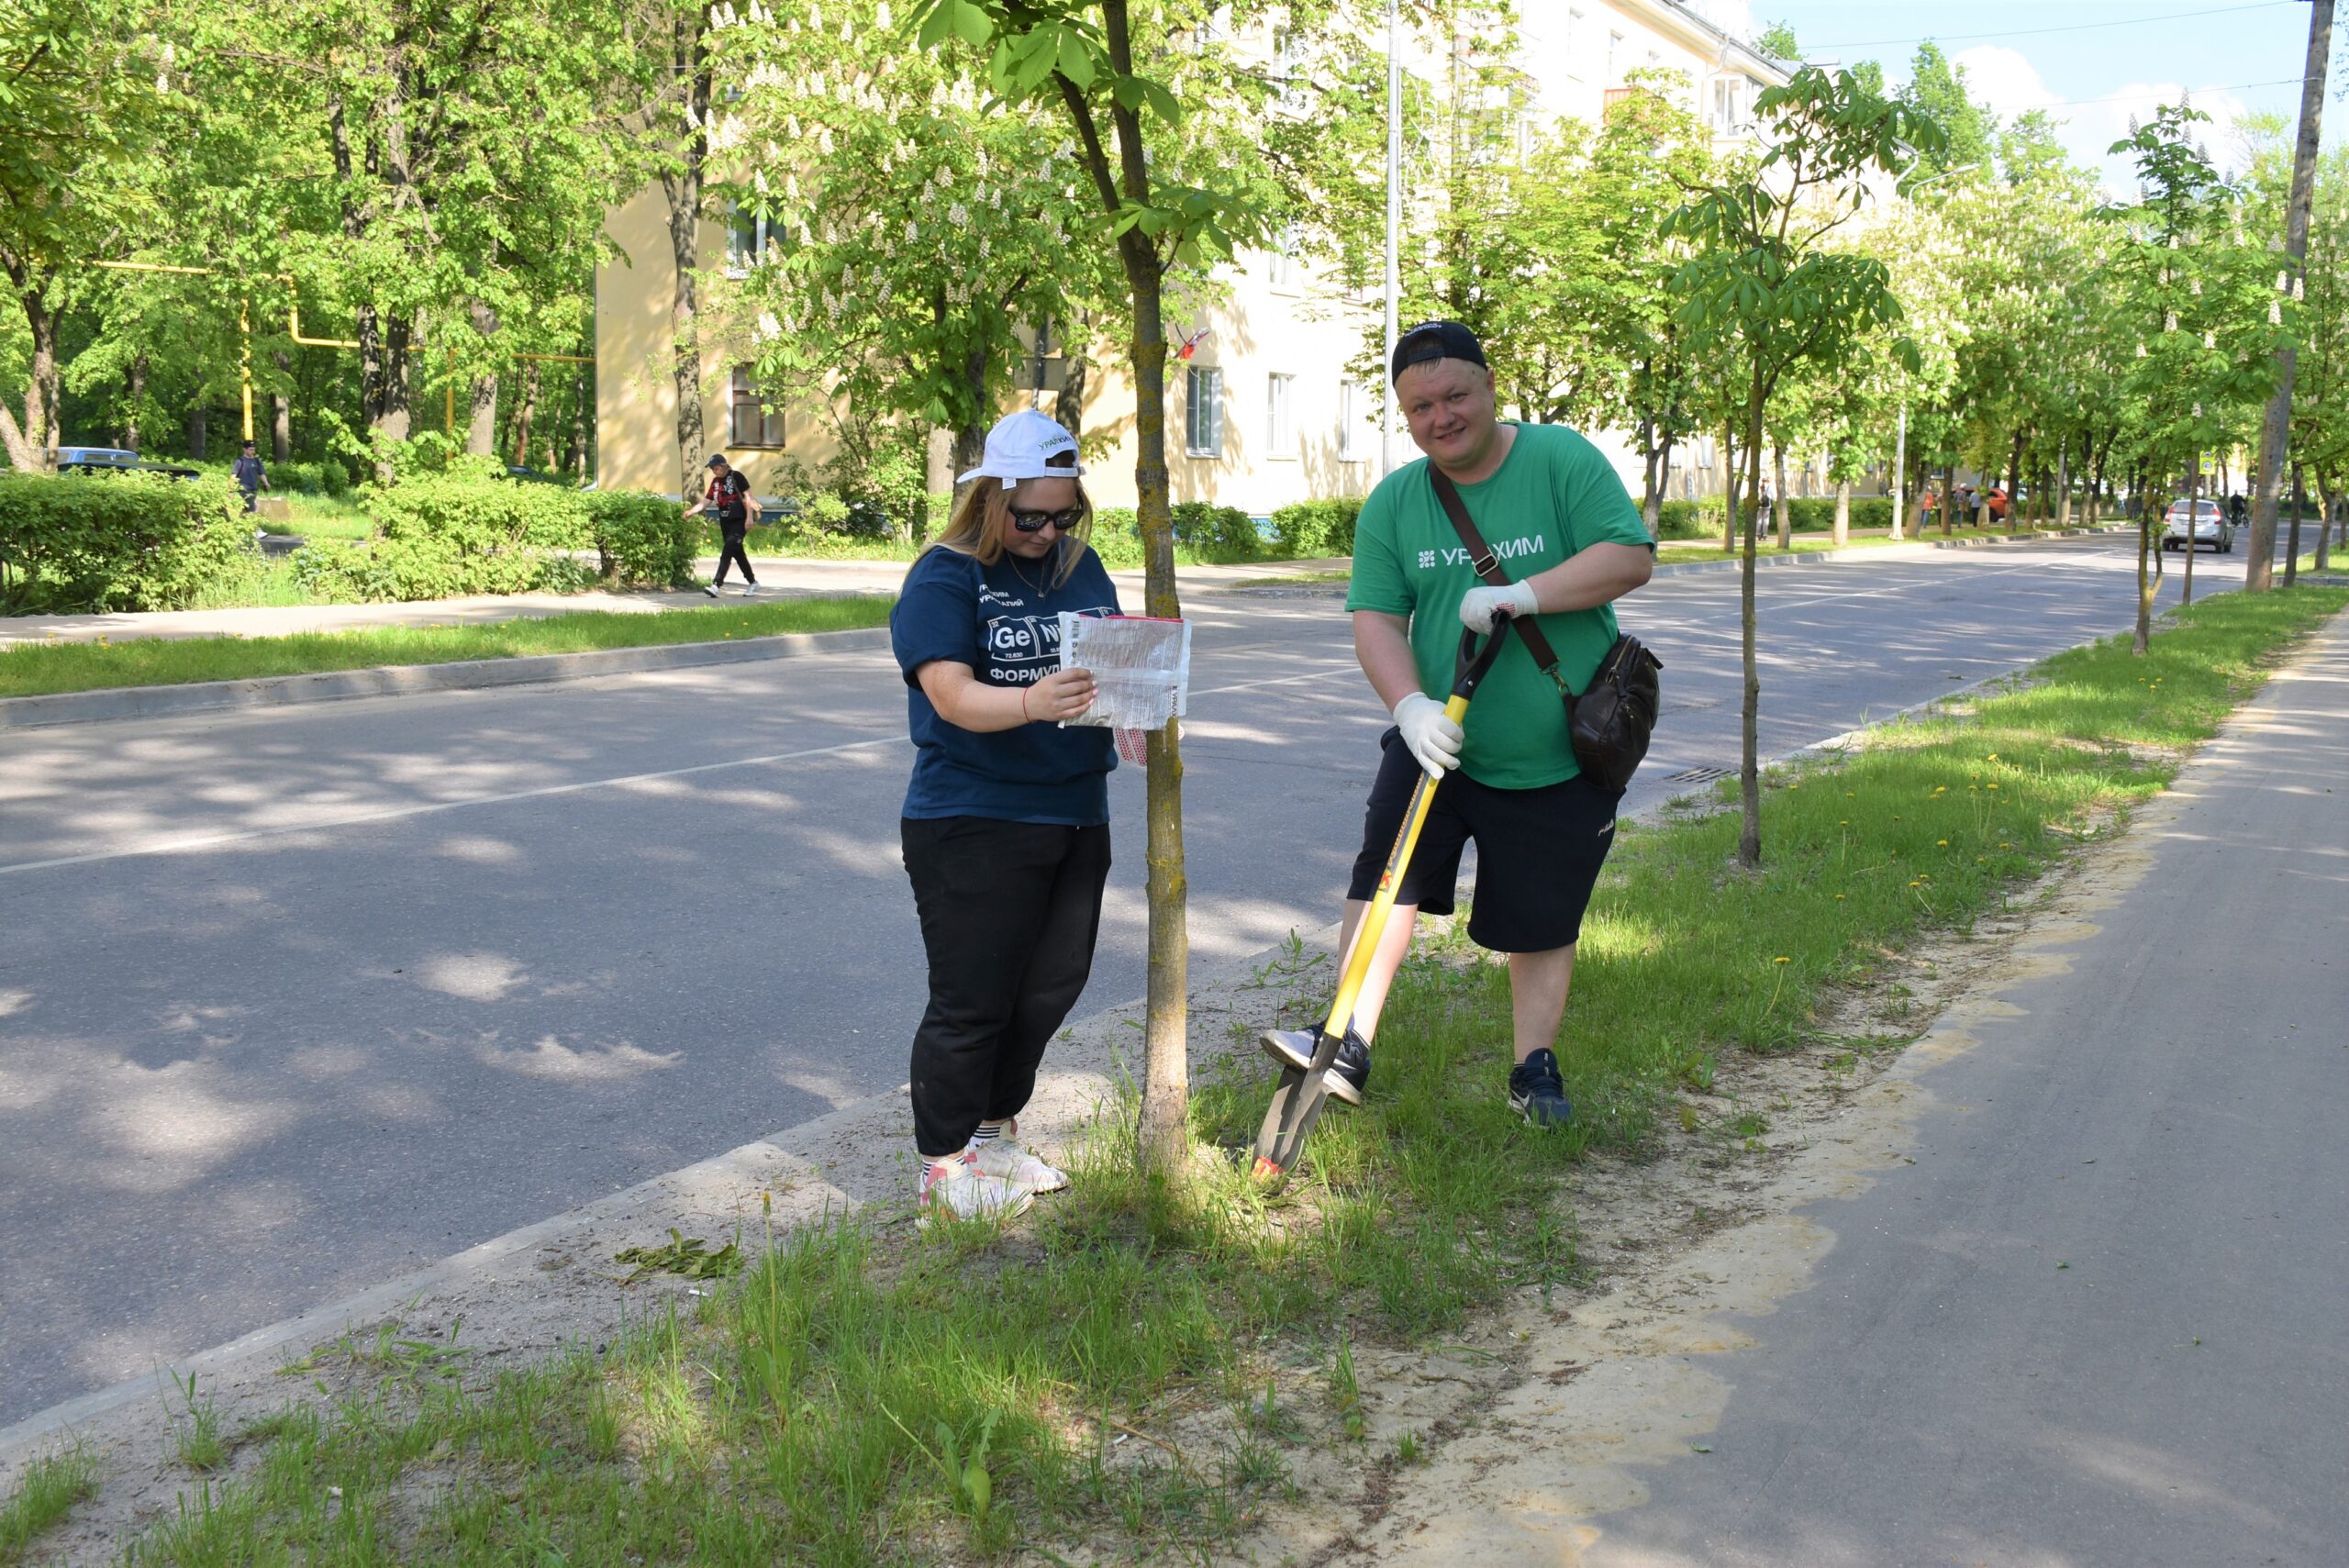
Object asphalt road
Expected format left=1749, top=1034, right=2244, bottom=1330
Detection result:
left=1580, top=595, right=2349, bottom=1568
left=0, top=534, right=2277, bottom=1426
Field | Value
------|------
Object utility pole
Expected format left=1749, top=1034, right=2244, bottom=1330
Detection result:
left=1381, top=0, right=1402, bottom=477
left=2247, top=0, right=2333, bottom=590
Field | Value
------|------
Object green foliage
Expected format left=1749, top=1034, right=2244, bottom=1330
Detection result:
left=295, top=461, right=593, bottom=602
left=1089, top=506, right=1143, bottom=569
left=1269, top=496, right=1364, bottom=558
left=1654, top=499, right=1724, bottom=539
left=585, top=490, right=696, bottom=587
left=1170, top=502, right=1259, bottom=563
left=0, top=471, right=255, bottom=612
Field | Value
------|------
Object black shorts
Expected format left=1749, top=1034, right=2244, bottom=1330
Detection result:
left=1346, top=728, right=1622, bottom=953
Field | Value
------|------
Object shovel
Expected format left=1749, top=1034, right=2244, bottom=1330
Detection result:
left=1250, top=612, right=1518, bottom=1190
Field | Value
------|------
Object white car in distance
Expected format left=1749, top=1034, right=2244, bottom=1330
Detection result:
left=2161, top=498, right=2234, bottom=553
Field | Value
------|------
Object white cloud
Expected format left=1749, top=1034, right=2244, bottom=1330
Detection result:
left=1950, top=45, right=2253, bottom=196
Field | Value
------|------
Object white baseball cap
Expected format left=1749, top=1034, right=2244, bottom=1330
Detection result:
left=957, top=409, right=1085, bottom=484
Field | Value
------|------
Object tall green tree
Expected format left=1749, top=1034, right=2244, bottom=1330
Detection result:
left=1667, top=65, right=1943, bottom=869
left=0, top=0, right=176, bottom=467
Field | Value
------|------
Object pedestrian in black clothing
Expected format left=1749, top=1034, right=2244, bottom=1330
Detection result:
left=686, top=453, right=762, bottom=596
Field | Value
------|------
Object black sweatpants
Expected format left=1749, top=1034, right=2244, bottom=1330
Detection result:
left=902, top=816, right=1111, bottom=1158
left=714, top=522, right=755, bottom=584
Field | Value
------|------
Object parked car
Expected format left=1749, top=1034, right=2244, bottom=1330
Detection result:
left=2162, top=498, right=2233, bottom=553
left=50, top=445, right=201, bottom=480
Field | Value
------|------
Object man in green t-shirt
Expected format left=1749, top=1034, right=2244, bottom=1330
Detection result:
left=1262, top=321, right=1654, bottom=1127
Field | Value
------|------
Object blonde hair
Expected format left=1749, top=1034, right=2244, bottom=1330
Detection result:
left=918, top=457, right=1093, bottom=589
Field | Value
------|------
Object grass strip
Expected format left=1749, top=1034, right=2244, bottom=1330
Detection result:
left=0, top=597, right=896, bottom=701
left=1653, top=523, right=2111, bottom=566
left=0, top=1446, right=101, bottom=1564
left=69, top=584, right=2344, bottom=1567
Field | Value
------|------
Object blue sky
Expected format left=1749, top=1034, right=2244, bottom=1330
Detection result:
left=1689, top=1, right=2341, bottom=189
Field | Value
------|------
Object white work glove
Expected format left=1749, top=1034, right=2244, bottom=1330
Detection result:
left=1459, top=579, right=1540, bottom=634
left=1392, top=692, right=1464, bottom=778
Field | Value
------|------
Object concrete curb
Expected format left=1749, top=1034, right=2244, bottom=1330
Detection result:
left=0, top=626, right=894, bottom=732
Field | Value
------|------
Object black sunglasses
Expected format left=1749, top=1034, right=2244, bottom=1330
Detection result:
left=1009, top=505, right=1085, bottom=533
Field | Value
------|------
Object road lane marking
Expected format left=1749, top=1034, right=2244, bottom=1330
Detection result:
left=0, top=734, right=907, bottom=876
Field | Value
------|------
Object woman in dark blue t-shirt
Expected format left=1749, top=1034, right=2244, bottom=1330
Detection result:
left=889, top=410, right=1120, bottom=1224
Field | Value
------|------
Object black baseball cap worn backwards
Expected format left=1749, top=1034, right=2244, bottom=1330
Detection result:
left=1390, top=319, right=1488, bottom=384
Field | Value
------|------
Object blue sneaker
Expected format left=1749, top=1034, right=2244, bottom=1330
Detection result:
left=1508, top=1049, right=1573, bottom=1128
left=1260, top=1027, right=1371, bottom=1106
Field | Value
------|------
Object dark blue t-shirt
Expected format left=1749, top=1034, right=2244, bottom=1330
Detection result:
left=891, top=541, right=1122, bottom=826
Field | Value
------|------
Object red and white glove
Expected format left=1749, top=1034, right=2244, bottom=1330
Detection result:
left=1459, top=579, right=1539, bottom=634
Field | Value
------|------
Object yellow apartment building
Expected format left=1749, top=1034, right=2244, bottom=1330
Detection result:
left=594, top=0, right=1790, bottom=510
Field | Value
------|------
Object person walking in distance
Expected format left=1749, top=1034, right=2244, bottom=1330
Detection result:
left=889, top=410, right=1121, bottom=1222
left=1262, top=321, right=1654, bottom=1127
left=231, top=439, right=270, bottom=516
left=687, top=452, right=762, bottom=596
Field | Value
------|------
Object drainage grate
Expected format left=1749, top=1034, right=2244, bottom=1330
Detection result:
left=1666, top=765, right=1737, bottom=784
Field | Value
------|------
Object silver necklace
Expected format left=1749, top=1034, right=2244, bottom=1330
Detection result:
left=1007, top=544, right=1052, bottom=596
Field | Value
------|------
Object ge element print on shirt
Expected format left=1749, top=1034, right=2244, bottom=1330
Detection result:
left=1416, top=536, right=1547, bottom=573
left=978, top=582, right=1115, bottom=686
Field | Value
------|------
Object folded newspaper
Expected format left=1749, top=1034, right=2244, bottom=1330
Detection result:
left=1057, top=613, right=1191, bottom=761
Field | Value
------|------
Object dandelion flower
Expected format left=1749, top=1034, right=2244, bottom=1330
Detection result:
left=1774, top=956, right=1790, bottom=964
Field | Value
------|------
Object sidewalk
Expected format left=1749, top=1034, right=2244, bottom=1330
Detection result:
left=0, top=557, right=1351, bottom=648
left=1343, top=606, right=2349, bottom=1565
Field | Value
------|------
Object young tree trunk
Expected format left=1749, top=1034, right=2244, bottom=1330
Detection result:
left=511, top=361, right=540, bottom=469
left=468, top=302, right=500, bottom=455
left=17, top=284, right=60, bottom=454
left=921, top=425, right=953, bottom=544
left=2183, top=454, right=2200, bottom=606
left=1721, top=422, right=1738, bottom=551
left=1057, top=2, right=1192, bottom=1176
left=1943, top=461, right=1956, bottom=538
left=2134, top=461, right=2155, bottom=655
left=565, top=363, right=590, bottom=478
left=125, top=353, right=150, bottom=451
left=188, top=405, right=208, bottom=462
left=2316, top=473, right=2334, bottom=573
left=2286, top=463, right=2305, bottom=585
left=657, top=8, right=712, bottom=500
left=1651, top=431, right=1675, bottom=538
left=1772, top=443, right=1791, bottom=550
left=1832, top=475, right=1851, bottom=546
left=1739, top=378, right=1765, bottom=871
left=271, top=351, right=291, bottom=462
left=2005, top=429, right=2024, bottom=533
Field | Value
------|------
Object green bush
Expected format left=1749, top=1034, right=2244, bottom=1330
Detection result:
left=586, top=491, right=696, bottom=587
left=1655, top=499, right=1724, bottom=540
left=1171, top=501, right=1261, bottom=562
left=1269, top=496, right=1364, bottom=558
left=1088, top=506, right=1143, bottom=569
left=0, top=470, right=256, bottom=612
left=297, top=460, right=593, bottom=602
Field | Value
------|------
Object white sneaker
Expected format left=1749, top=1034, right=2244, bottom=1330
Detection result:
left=740, top=584, right=760, bottom=596
left=972, top=1137, right=1069, bottom=1195
left=918, top=1151, right=1032, bottom=1227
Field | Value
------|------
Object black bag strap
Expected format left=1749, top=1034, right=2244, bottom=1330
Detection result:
left=1428, top=466, right=1575, bottom=701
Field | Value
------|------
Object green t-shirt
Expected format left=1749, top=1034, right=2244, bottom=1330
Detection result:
left=1347, top=423, right=1653, bottom=789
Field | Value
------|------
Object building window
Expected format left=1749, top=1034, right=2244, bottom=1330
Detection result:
left=1712, top=77, right=1745, bottom=132
left=730, top=365, right=785, bottom=448
left=727, top=203, right=782, bottom=276
left=1267, top=229, right=1297, bottom=291
left=1565, top=8, right=1583, bottom=78
left=1608, top=30, right=1622, bottom=83
left=1266, top=373, right=1296, bottom=456
left=1339, top=378, right=1368, bottom=463
left=1186, top=366, right=1224, bottom=458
